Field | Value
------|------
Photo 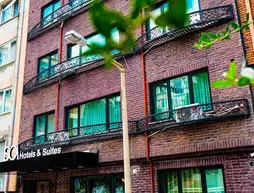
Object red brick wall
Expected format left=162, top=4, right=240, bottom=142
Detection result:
left=19, top=150, right=254, bottom=192
left=236, top=0, right=254, bottom=65
left=19, top=0, right=254, bottom=192
left=236, top=0, right=254, bottom=104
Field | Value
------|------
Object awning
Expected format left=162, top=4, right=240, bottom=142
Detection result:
left=0, top=151, right=99, bottom=173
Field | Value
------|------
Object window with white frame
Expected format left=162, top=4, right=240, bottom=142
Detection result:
left=1, top=0, right=19, bottom=24
left=0, top=88, right=12, bottom=114
left=0, top=40, right=16, bottom=66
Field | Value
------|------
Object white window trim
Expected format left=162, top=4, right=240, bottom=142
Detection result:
left=0, top=39, right=16, bottom=66
left=0, top=0, right=18, bottom=24
left=0, top=87, right=12, bottom=115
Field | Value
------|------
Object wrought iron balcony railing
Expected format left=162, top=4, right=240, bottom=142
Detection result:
left=19, top=99, right=249, bottom=152
left=28, top=0, right=94, bottom=40
left=23, top=54, right=103, bottom=94
left=135, top=99, right=249, bottom=133
left=24, top=5, right=234, bottom=94
left=135, top=5, right=234, bottom=51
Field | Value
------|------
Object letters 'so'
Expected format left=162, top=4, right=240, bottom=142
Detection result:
left=4, top=146, right=18, bottom=161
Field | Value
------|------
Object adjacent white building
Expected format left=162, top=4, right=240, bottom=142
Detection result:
left=0, top=0, right=28, bottom=191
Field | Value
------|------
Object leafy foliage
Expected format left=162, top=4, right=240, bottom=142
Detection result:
left=194, top=14, right=251, bottom=50
left=211, top=59, right=254, bottom=88
left=155, top=0, right=187, bottom=28
left=83, top=0, right=188, bottom=68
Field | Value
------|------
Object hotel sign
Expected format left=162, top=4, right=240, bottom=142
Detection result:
left=3, top=146, right=62, bottom=162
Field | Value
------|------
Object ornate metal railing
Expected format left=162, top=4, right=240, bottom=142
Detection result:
left=23, top=54, right=103, bottom=93
left=19, top=99, right=249, bottom=152
left=135, top=99, right=249, bottom=132
left=135, top=5, right=234, bottom=51
left=19, top=121, right=137, bottom=152
left=28, top=0, right=95, bottom=40
left=24, top=5, right=234, bottom=94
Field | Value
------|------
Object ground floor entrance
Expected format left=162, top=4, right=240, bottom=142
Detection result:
left=19, top=149, right=254, bottom=193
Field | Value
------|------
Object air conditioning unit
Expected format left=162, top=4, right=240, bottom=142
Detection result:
left=58, top=11, right=71, bottom=22
left=175, top=103, right=203, bottom=122
left=58, top=68, right=76, bottom=79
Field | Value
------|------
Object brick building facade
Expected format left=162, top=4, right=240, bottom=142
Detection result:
left=13, top=0, right=254, bottom=192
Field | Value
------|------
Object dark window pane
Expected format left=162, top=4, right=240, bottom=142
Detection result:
left=42, top=0, right=60, bottom=25
left=47, top=114, right=55, bottom=133
left=42, top=4, right=53, bottom=25
left=181, top=168, right=202, bottom=193
left=0, top=91, right=3, bottom=114
left=153, top=83, right=169, bottom=121
left=3, top=89, right=12, bottom=113
left=53, top=1, right=60, bottom=11
left=0, top=43, right=10, bottom=65
left=87, top=175, right=110, bottom=193
left=154, top=83, right=169, bottom=114
left=109, top=96, right=121, bottom=129
left=165, top=171, right=179, bottom=193
left=187, top=0, right=200, bottom=13
left=35, top=115, right=46, bottom=137
left=192, top=72, right=211, bottom=110
left=68, top=107, right=79, bottom=129
left=14, top=1, right=19, bottom=17
left=51, top=53, right=58, bottom=66
left=38, top=52, right=58, bottom=81
left=74, top=177, right=86, bottom=193
left=115, top=175, right=124, bottom=193
left=170, top=76, right=190, bottom=110
left=80, top=99, right=106, bottom=134
left=1, top=5, right=12, bottom=23
left=205, top=169, right=225, bottom=193
left=39, top=56, right=50, bottom=80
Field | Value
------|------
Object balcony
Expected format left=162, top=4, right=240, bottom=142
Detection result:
left=23, top=54, right=103, bottom=94
left=24, top=5, right=234, bottom=94
left=28, top=0, right=94, bottom=40
left=135, top=5, right=234, bottom=51
left=19, top=99, right=250, bottom=152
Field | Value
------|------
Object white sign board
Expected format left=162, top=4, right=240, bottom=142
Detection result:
left=3, top=146, right=62, bottom=162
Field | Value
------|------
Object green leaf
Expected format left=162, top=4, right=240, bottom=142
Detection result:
left=230, top=22, right=240, bottom=30
left=104, top=55, right=114, bottom=70
left=238, top=76, right=250, bottom=86
left=155, top=13, right=169, bottom=28
left=241, top=24, right=250, bottom=30
left=211, top=80, right=234, bottom=88
left=226, top=23, right=231, bottom=33
left=90, top=1, right=131, bottom=38
left=131, top=0, right=155, bottom=19
left=250, top=79, right=254, bottom=84
left=227, top=60, right=237, bottom=80
left=204, top=43, right=212, bottom=49
left=207, top=32, right=217, bottom=40
left=216, top=31, right=227, bottom=38
left=222, top=34, right=230, bottom=40
left=155, top=0, right=187, bottom=29
left=246, top=13, right=250, bottom=23
left=193, top=43, right=201, bottom=49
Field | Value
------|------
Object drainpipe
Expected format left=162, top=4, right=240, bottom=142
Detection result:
left=245, top=0, right=254, bottom=49
left=55, top=0, right=65, bottom=131
left=55, top=21, right=64, bottom=131
left=4, top=0, right=26, bottom=192
left=54, top=172, right=57, bottom=193
left=140, top=22, right=155, bottom=193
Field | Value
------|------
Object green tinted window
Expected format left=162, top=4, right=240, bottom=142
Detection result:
left=160, top=167, right=225, bottom=193
left=35, top=112, right=55, bottom=137
left=152, top=70, right=211, bottom=116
